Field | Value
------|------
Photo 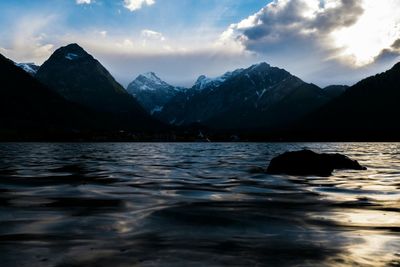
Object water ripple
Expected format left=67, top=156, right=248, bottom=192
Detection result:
left=0, top=142, right=399, bottom=266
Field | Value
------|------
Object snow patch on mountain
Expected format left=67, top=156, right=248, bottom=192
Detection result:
left=65, top=53, right=79, bottom=60
left=15, top=63, right=40, bottom=76
left=141, top=72, right=164, bottom=85
left=194, top=68, right=244, bottom=90
left=151, top=105, right=164, bottom=115
left=256, top=88, right=267, bottom=100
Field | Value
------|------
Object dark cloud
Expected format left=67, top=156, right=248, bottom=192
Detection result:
left=374, top=49, right=400, bottom=64
left=311, top=0, right=364, bottom=31
left=374, top=39, right=400, bottom=65
left=391, top=39, right=400, bottom=49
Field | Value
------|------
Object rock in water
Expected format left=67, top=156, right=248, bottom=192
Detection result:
left=267, top=150, right=366, bottom=177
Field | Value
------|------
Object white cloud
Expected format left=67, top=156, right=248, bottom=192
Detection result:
left=124, top=0, right=155, bottom=11
left=99, top=31, right=107, bottom=37
left=222, top=0, right=400, bottom=85
left=76, top=0, right=91, bottom=4
left=141, top=29, right=165, bottom=41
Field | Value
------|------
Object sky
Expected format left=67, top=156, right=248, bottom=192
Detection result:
left=1, top=0, right=400, bottom=87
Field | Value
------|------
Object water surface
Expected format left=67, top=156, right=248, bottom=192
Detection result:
left=0, top=143, right=399, bottom=266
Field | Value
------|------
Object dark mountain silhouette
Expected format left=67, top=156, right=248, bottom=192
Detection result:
left=36, top=43, right=164, bottom=131
left=297, top=62, right=400, bottom=140
left=0, top=53, right=98, bottom=139
left=158, top=63, right=336, bottom=130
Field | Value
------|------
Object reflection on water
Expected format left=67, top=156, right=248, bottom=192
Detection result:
left=0, top=143, right=399, bottom=266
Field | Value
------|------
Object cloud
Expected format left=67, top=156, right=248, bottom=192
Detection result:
left=392, top=39, right=400, bottom=49
left=99, top=48, right=256, bottom=88
left=99, top=31, right=107, bottom=37
left=124, top=0, right=155, bottom=11
left=55, top=29, right=255, bottom=87
left=222, top=0, right=400, bottom=85
left=141, top=29, right=165, bottom=41
left=76, top=0, right=91, bottom=4
left=0, top=15, right=55, bottom=64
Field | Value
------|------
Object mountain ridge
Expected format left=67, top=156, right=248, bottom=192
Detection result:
left=2, top=42, right=398, bottom=141
left=156, top=62, right=336, bottom=130
left=295, top=61, right=400, bottom=140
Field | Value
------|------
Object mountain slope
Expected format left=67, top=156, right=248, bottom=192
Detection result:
left=298, top=62, right=400, bottom=140
left=36, top=43, right=164, bottom=131
left=127, top=72, right=184, bottom=114
left=323, top=85, right=349, bottom=99
left=158, top=63, right=334, bottom=130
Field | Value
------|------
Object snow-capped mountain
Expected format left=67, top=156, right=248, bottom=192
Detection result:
left=158, top=62, right=339, bottom=130
left=15, top=63, right=40, bottom=76
left=193, top=68, right=244, bottom=91
left=127, top=72, right=185, bottom=114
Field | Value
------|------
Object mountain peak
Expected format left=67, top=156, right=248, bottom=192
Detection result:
left=127, top=71, right=183, bottom=114
left=141, top=72, right=162, bottom=82
left=35, top=43, right=138, bottom=114
left=133, top=72, right=167, bottom=87
left=53, top=43, right=91, bottom=61
left=195, top=75, right=207, bottom=83
left=249, top=62, right=271, bottom=71
left=62, top=43, right=85, bottom=52
left=194, top=75, right=213, bottom=90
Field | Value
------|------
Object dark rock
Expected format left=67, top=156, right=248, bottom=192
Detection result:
left=267, top=150, right=366, bottom=176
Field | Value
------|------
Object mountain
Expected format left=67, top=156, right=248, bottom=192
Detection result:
left=192, top=69, right=243, bottom=91
left=323, top=85, right=349, bottom=99
left=0, top=53, right=97, bottom=139
left=36, top=43, right=164, bottom=131
left=127, top=72, right=185, bottom=114
left=158, top=63, right=335, bottom=130
left=15, top=62, right=40, bottom=76
left=298, top=62, right=400, bottom=140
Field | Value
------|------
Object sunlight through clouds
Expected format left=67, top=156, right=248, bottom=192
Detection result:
left=224, top=0, right=400, bottom=68
left=331, top=0, right=400, bottom=66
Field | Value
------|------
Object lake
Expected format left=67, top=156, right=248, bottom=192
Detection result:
left=0, top=143, right=399, bottom=266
